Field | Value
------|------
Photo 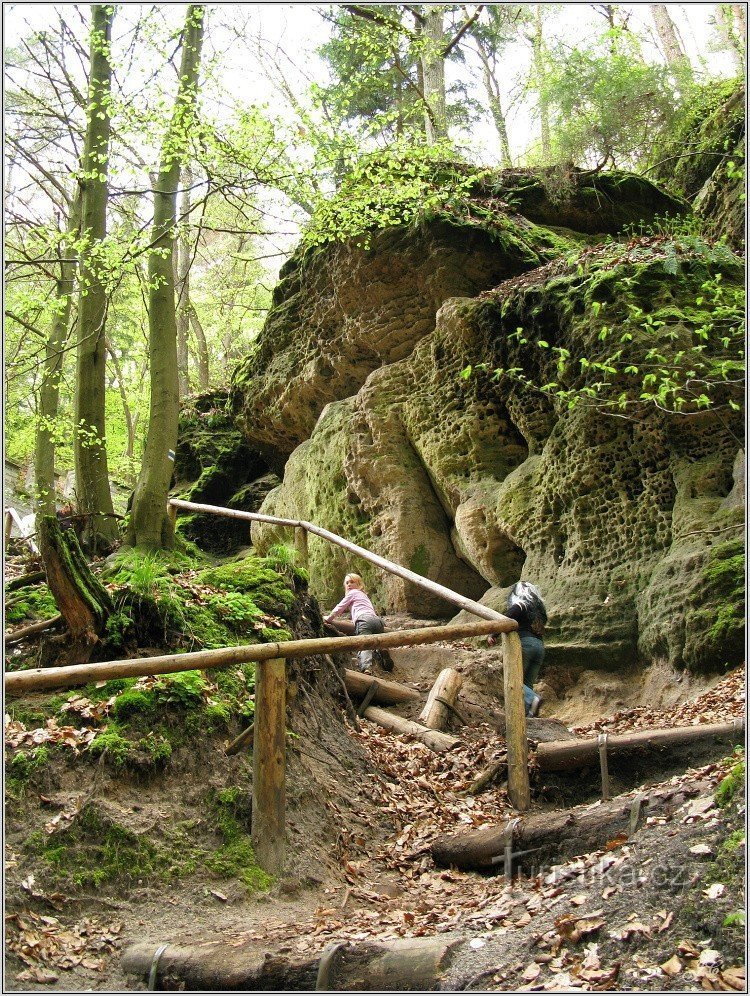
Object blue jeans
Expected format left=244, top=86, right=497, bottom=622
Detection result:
left=520, top=633, right=545, bottom=714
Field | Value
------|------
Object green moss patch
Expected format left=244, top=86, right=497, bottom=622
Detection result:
left=5, top=584, right=58, bottom=624
left=101, top=549, right=298, bottom=653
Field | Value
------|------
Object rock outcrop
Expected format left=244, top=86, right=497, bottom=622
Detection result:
left=653, top=79, right=745, bottom=248
left=231, top=170, right=686, bottom=468
left=192, top=164, right=742, bottom=673
left=250, top=235, right=744, bottom=672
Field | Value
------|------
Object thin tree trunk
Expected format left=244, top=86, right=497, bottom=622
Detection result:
left=532, top=5, right=550, bottom=162
left=36, top=191, right=81, bottom=516
left=476, top=41, right=512, bottom=167
left=422, top=8, right=447, bottom=143
left=126, top=5, right=204, bottom=549
left=716, top=4, right=746, bottom=72
left=188, top=303, right=210, bottom=389
left=73, top=4, right=118, bottom=552
left=176, top=166, right=192, bottom=398
left=105, top=338, right=136, bottom=462
left=650, top=3, right=692, bottom=78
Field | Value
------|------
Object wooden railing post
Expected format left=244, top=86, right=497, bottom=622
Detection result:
left=502, top=631, right=530, bottom=812
left=251, top=657, right=286, bottom=874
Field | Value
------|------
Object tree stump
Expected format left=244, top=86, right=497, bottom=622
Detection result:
left=37, top=514, right=113, bottom=666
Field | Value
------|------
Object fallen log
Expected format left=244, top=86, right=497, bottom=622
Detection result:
left=536, top=720, right=745, bottom=772
left=224, top=722, right=254, bottom=756
left=344, top=669, right=421, bottom=705
left=5, top=619, right=504, bottom=696
left=419, top=667, right=463, bottom=730
left=5, top=571, right=46, bottom=593
left=463, top=759, right=506, bottom=796
left=122, top=935, right=460, bottom=991
left=5, top=615, right=62, bottom=647
left=362, top=706, right=461, bottom=753
left=432, top=780, right=711, bottom=872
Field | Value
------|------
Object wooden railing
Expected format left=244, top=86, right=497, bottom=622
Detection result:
left=167, top=498, right=530, bottom=815
left=3, top=499, right=531, bottom=875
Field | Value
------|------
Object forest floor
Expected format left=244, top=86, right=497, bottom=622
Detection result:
left=3, top=603, right=746, bottom=994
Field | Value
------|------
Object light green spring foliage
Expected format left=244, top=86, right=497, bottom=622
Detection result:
left=304, top=141, right=485, bottom=247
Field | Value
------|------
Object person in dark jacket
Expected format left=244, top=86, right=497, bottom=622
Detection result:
left=490, top=582, right=547, bottom=716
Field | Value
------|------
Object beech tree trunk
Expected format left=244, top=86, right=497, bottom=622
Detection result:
left=650, top=3, right=692, bottom=77
left=176, top=165, right=192, bottom=398
left=36, top=191, right=81, bottom=516
left=422, top=8, right=447, bottom=143
left=73, top=4, right=118, bottom=552
left=126, top=6, right=204, bottom=549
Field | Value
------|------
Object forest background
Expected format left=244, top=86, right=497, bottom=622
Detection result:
left=3, top=2, right=745, bottom=548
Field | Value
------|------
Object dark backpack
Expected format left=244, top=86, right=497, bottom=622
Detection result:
left=507, top=581, right=547, bottom=636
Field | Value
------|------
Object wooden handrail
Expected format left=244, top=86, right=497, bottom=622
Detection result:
left=168, top=498, right=510, bottom=624
left=167, top=497, right=531, bottom=811
left=4, top=619, right=511, bottom=696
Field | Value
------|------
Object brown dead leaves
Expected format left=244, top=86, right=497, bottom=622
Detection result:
left=6, top=910, right=122, bottom=981
left=573, top=664, right=745, bottom=737
left=5, top=715, right=97, bottom=754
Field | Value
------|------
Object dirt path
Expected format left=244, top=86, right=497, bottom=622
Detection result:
left=4, top=629, right=745, bottom=992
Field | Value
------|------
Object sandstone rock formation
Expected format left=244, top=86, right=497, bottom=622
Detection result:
left=250, top=236, right=743, bottom=672
left=231, top=170, right=686, bottom=467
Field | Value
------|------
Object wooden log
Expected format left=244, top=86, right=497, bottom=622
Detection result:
left=463, top=759, right=506, bottom=796
left=344, top=669, right=421, bottom=705
left=5, top=571, right=46, bottom=593
left=169, top=498, right=515, bottom=625
left=252, top=658, right=286, bottom=874
left=224, top=723, right=254, bottom=756
left=4, top=510, right=13, bottom=547
left=5, top=620, right=505, bottom=696
left=362, top=706, right=461, bottom=753
left=536, top=720, right=745, bottom=772
left=432, top=780, right=712, bottom=872
left=502, top=631, right=530, bottom=812
left=5, top=615, right=62, bottom=646
left=419, top=667, right=463, bottom=730
left=122, top=935, right=460, bottom=992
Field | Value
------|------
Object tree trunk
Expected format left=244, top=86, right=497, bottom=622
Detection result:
left=421, top=8, right=448, bottom=143
left=36, top=192, right=81, bottom=517
left=432, top=781, right=711, bottom=872
left=37, top=514, right=113, bottom=665
left=476, top=41, right=512, bottom=167
left=105, top=339, right=136, bottom=463
left=126, top=6, right=204, bottom=549
left=188, top=303, right=210, bottom=389
left=176, top=165, right=192, bottom=398
left=73, top=4, right=118, bottom=553
left=650, top=3, right=692, bottom=78
left=419, top=667, right=463, bottom=730
left=716, top=4, right=746, bottom=72
left=532, top=5, right=550, bottom=162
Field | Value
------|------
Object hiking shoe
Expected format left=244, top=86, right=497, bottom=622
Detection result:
left=529, top=695, right=542, bottom=717
left=374, top=649, right=394, bottom=672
